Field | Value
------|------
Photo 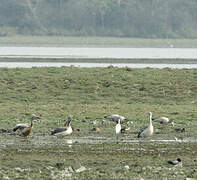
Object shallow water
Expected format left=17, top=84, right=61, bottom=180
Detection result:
left=0, top=47, right=197, bottom=59
left=1, top=134, right=196, bottom=153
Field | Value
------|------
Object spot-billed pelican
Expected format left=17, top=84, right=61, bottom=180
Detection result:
left=153, top=116, right=174, bottom=126
left=51, top=116, right=73, bottom=136
left=138, top=112, right=153, bottom=138
left=104, top=114, right=127, bottom=123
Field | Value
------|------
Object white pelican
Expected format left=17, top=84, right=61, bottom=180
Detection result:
left=168, top=158, right=182, bottom=167
left=104, top=114, right=127, bottom=123
left=13, top=119, right=34, bottom=137
left=115, top=119, right=121, bottom=134
left=153, top=117, right=174, bottom=126
left=51, top=116, right=73, bottom=136
left=138, top=112, right=154, bottom=138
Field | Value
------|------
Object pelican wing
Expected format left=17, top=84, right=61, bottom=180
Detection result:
left=168, top=160, right=179, bottom=165
left=137, top=126, right=148, bottom=138
left=104, top=114, right=127, bottom=123
left=51, top=127, right=67, bottom=135
left=13, top=124, right=29, bottom=132
left=153, top=117, right=169, bottom=123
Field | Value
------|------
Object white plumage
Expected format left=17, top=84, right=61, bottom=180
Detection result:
left=104, top=114, right=127, bottom=123
left=115, top=119, right=121, bottom=134
left=153, top=117, right=174, bottom=126
left=51, top=116, right=73, bottom=137
left=138, top=112, right=154, bottom=138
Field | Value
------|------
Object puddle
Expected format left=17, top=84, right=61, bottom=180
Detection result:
left=1, top=133, right=197, bottom=153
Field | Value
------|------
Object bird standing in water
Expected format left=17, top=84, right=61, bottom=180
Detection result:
left=13, top=114, right=40, bottom=137
left=13, top=119, right=34, bottom=137
left=115, top=119, right=121, bottom=134
left=138, top=112, right=154, bottom=138
left=51, top=116, right=73, bottom=137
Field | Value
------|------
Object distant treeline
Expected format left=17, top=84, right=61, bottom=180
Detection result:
left=1, top=0, right=197, bottom=38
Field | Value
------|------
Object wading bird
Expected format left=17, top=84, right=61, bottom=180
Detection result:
left=13, top=114, right=40, bottom=137
left=115, top=119, right=121, bottom=134
left=51, top=116, right=73, bottom=137
left=153, top=116, right=174, bottom=126
left=104, top=114, right=127, bottom=123
left=138, top=112, right=154, bottom=138
left=168, top=158, right=182, bottom=167
left=13, top=119, right=34, bottom=137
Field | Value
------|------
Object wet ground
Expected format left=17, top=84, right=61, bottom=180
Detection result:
left=0, top=128, right=197, bottom=179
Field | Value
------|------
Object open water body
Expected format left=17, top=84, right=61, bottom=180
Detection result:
left=0, top=47, right=197, bottom=59
left=1, top=47, right=197, bottom=68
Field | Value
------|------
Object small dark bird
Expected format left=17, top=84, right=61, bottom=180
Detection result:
left=121, top=126, right=130, bottom=133
left=91, top=127, right=100, bottom=132
left=168, top=158, right=182, bottom=167
left=174, top=128, right=185, bottom=133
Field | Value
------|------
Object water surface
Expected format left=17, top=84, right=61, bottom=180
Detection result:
left=0, top=47, right=197, bottom=59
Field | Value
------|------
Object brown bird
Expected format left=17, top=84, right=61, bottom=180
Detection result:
left=121, top=126, right=130, bottom=133
left=91, top=127, right=100, bottom=132
left=13, top=119, right=34, bottom=137
left=13, top=114, right=40, bottom=137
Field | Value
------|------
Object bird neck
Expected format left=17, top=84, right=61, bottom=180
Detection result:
left=149, top=114, right=152, bottom=126
left=118, top=119, right=121, bottom=124
left=30, top=120, right=34, bottom=127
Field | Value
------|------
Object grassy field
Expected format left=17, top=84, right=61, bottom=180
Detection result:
left=0, top=66, right=197, bottom=179
left=1, top=36, right=197, bottom=48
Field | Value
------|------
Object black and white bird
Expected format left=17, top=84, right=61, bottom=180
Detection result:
left=51, top=116, right=73, bottom=137
left=168, top=158, right=182, bottom=167
left=153, top=116, right=174, bottom=126
left=104, top=114, right=127, bottom=123
left=138, top=112, right=154, bottom=138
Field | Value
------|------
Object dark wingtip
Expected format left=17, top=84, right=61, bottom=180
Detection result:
left=51, top=131, right=55, bottom=135
left=167, top=161, right=172, bottom=164
left=177, top=158, right=181, bottom=162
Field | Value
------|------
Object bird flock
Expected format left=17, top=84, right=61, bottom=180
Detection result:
left=12, top=112, right=176, bottom=139
left=10, top=112, right=182, bottom=166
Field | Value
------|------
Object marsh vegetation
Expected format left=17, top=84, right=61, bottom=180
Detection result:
left=0, top=66, right=197, bottom=179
